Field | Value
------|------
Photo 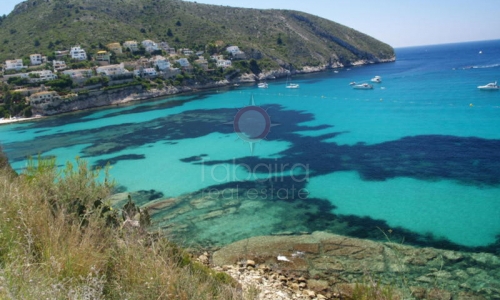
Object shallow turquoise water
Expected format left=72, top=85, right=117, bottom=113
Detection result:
left=1, top=40, right=500, bottom=250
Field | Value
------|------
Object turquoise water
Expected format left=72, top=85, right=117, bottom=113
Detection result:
left=1, top=40, right=500, bottom=251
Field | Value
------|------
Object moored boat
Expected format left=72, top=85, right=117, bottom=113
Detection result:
left=371, top=76, right=382, bottom=83
left=257, top=82, right=268, bottom=88
left=353, top=83, right=373, bottom=90
left=477, top=81, right=499, bottom=90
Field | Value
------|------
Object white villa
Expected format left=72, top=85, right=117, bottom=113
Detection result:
left=62, top=69, right=93, bottom=79
left=134, top=68, right=157, bottom=77
left=52, top=60, right=67, bottom=71
left=96, top=63, right=127, bottom=76
left=54, top=50, right=69, bottom=59
left=142, top=68, right=157, bottom=77
left=30, top=54, right=44, bottom=65
left=211, top=55, right=232, bottom=68
left=176, top=58, right=190, bottom=68
left=226, top=45, right=245, bottom=59
left=179, top=48, right=194, bottom=56
left=123, top=41, right=139, bottom=52
left=29, top=70, right=58, bottom=82
left=150, top=56, right=170, bottom=71
left=70, top=46, right=87, bottom=61
left=4, top=59, right=24, bottom=71
left=142, top=40, right=159, bottom=53
left=216, top=60, right=232, bottom=68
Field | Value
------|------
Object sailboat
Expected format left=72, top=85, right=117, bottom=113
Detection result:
left=286, top=75, right=299, bottom=89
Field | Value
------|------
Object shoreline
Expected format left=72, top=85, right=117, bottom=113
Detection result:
left=1, top=60, right=396, bottom=126
left=0, top=115, right=44, bottom=126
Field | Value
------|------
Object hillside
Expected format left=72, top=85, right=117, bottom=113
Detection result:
left=0, top=0, right=395, bottom=67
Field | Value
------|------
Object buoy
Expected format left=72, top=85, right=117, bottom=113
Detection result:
left=469, top=103, right=474, bottom=107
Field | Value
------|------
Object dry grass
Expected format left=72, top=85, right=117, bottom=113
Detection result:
left=0, top=152, right=241, bottom=299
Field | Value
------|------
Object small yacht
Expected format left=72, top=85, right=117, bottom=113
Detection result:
left=353, top=83, right=374, bottom=90
left=349, top=82, right=356, bottom=86
left=477, top=81, right=499, bottom=90
left=371, top=76, right=382, bottom=83
left=285, top=75, right=299, bottom=89
left=257, top=82, right=268, bottom=88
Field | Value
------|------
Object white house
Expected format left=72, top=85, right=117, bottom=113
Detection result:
left=30, top=54, right=43, bottom=66
left=226, top=45, right=245, bottom=59
left=176, top=58, right=190, bottom=68
left=216, top=60, right=232, bottom=68
left=133, top=68, right=157, bottom=77
left=52, top=60, right=67, bottom=71
left=142, top=40, right=159, bottom=53
left=142, top=68, right=157, bottom=77
left=178, top=48, right=194, bottom=56
left=96, top=63, right=127, bottom=76
left=123, top=41, right=139, bottom=52
left=70, top=46, right=87, bottom=61
left=150, top=56, right=170, bottom=71
left=226, top=46, right=240, bottom=55
left=62, top=69, right=93, bottom=79
left=28, top=70, right=58, bottom=82
left=4, top=59, right=24, bottom=71
left=54, top=50, right=69, bottom=59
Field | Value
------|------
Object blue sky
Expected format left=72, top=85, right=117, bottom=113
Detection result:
left=1, top=0, right=500, bottom=47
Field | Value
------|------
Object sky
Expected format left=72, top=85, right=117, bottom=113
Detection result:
left=1, top=0, right=500, bottom=47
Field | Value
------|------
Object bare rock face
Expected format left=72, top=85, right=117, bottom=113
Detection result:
left=212, top=231, right=500, bottom=299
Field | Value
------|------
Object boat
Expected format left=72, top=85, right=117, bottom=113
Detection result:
left=285, top=76, right=299, bottom=89
left=257, top=82, right=268, bottom=88
left=371, top=76, right=382, bottom=83
left=477, top=81, right=499, bottom=90
left=349, top=82, right=356, bottom=86
left=353, top=83, right=373, bottom=90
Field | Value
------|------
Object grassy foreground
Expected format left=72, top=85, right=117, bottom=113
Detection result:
left=0, top=151, right=241, bottom=299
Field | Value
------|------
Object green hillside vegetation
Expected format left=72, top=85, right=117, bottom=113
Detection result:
left=0, top=0, right=394, bottom=67
left=0, top=150, right=241, bottom=299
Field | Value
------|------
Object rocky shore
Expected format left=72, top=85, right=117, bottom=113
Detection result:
left=23, top=58, right=397, bottom=118
left=204, top=232, right=498, bottom=300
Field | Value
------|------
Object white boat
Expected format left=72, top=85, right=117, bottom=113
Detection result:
left=353, top=83, right=373, bottom=90
left=477, top=81, right=499, bottom=90
left=257, top=82, right=268, bottom=88
left=371, top=76, right=382, bottom=83
left=349, top=82, right=356, bottom=86
left=285, top=76, right=299, bottom=89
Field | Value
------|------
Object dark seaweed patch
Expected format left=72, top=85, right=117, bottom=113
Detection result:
left=93, top=154, right=146, bottom=168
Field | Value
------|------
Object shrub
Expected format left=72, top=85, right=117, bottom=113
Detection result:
left=0, top=154, right=241, bottom=299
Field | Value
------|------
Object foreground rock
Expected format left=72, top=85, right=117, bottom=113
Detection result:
left=212, top=231, right=498, bottom=299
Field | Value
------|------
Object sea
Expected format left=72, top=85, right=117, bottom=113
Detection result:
left=1, top=39, right=500, bottom=253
